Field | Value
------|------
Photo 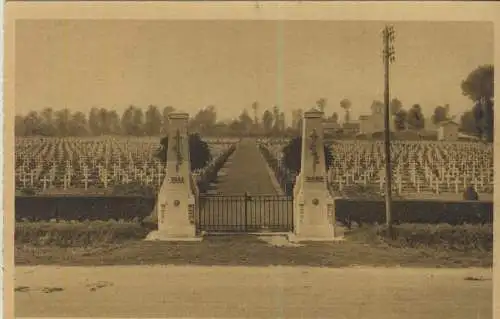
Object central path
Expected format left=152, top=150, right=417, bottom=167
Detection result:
left=213, top=138, right=281, bottom=195
left=200, top=139, right=290, bottom=232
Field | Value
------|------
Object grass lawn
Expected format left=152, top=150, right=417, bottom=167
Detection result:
left=15, top=223, right=492, bottom=268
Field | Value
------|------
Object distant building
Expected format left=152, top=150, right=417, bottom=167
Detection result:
left=424, top=118, right=439, bottom=131
left=358, top=106, right=395, bottom=135
left=323, top=120, right=341, bottom=131
left=342, top=121, right=361, bottom=135
left=359, top=115, right=371, bottom=133
left=437, top=120, right=460, bottom=141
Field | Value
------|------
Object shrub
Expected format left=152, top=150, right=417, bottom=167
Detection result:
left=463, top=186, right=479, bottom=200
left=281, top=136, right=334, bottom=173
left=156, top=132, right=211, bottom=170
left=15, top=221, right=149, bottom=247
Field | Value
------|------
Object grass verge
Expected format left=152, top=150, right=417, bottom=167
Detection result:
left=15, top=221, right=149, bottom=247
left=15, top=222, right=492, bottom=267
left=348, top=223, right=493, bottom=252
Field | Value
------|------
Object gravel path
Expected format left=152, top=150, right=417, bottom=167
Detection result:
left=16, top=265, right=492, bottom=318
left=213, top=139, right=281, bottom=195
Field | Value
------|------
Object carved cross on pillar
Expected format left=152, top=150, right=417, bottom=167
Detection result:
left=309, top=129, right=320, bottom=175
left=173, top=129, right=184, bottom=173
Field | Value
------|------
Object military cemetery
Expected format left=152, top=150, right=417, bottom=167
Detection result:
left=13, top=15, right=494, bottom=319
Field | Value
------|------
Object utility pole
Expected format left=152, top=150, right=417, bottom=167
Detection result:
left=382, top=25, right=396, bottom=236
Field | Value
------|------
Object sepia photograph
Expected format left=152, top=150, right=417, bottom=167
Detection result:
left=7, top=3, right=497, bottom=318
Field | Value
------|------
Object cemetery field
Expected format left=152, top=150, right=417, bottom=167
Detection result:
left=16, top=137, right=494, bottom=200
left=263, top=139, right=493, bottom=200
left=14, top=136, right=238, bottom=194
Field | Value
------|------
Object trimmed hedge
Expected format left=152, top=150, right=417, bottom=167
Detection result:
left=335, top=199, right=492, bottom=226
left=15, top=196, right=154, bottom=221
left=15, top=221, right=149, bottom=247
left=16, top=196, right=493, bottom=225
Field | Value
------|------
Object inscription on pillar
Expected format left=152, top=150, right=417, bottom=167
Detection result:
left=159, top=203, right=166, bottom=224
left=188, top=204, right=195, bottom=225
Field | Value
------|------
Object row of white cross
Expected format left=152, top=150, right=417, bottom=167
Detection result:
left=263, top=141, right=493, bottom=194
left=14, top=144, right=233, bottom=190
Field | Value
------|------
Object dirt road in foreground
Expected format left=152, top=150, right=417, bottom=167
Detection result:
left=16, top=266, right=492, bottom=318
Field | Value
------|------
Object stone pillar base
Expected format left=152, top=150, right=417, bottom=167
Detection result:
left=288, top=225, right=345, bottom=243
left=144, top=230, right=203, bottom=242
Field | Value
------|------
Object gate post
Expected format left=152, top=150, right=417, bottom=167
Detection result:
left=289, top=108, right=341, bottom=242
left=146, top=112, right=202, bottom=242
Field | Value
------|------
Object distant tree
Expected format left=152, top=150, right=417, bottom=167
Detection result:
left=461, top=65, right=494, bottom=102
left=461, top=65, right=494, bottom=142
left=389, top=98, right=403, bottom=115
left=290, top=109, right=300, bottom=131
left=190, top=105, right=217, bottom=134
left=340, top=98, right=351, bottom=123
left=41, top=108, right=57, bottom=136
left=407, top=104, right=425, bottom=130
left=15, top=115, right=26, bottom=136
left=472, top=98, right=494, bottom=142
left=88, top=107, right=102, bottom=135
left=272, top=106, right=280, bottom=133
left=316, top=98, right=327, bottom=113
left=69, top=111, right=89, bottom=136
left=330, top=112, right=339, bottom=124
left=121, top=106, right=144, bottom=136
left=145, top=105, right=162, bottom=136
left=281, top=136, right=334, bottom=174
left=251, top=101, right=259, bottom=125
left=262, top=109, right=274, bottom=134
left=431, top=105, right=449, bottom=124
left=99, top=108, right=111, bottom=135
left=132, top=107, right=145, bottom=136
left=107, top=110, right=122, bottom=135
left=296, top=109, right=304, bottom=133
left=393, top=109, right=407, bottom=131
left=278, top=112, right=286, bottom=132
left=156, top=133, right=210, bottom=170
left=460, top=110, right=478, bottom=135
left=121, top=106, right=135, bottom=135
left=24, top=111, right=44, bottom=136
left=238, top=109, right=253, bottom=135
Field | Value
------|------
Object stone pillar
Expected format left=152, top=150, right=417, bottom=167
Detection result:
left=289, top=108, right=340, bottom=242
left=146, top=112, right=201, bottom=241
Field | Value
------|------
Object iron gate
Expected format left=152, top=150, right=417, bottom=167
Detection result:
left=197, top=192, right=294, bottom=233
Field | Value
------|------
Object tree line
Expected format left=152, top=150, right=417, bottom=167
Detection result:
left=15, top=104, right=292, bottom=137
left=15, top=65, right=493, bottom=141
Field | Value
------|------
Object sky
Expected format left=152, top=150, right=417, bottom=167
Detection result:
left=15, top=20, right=493, bottom=122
